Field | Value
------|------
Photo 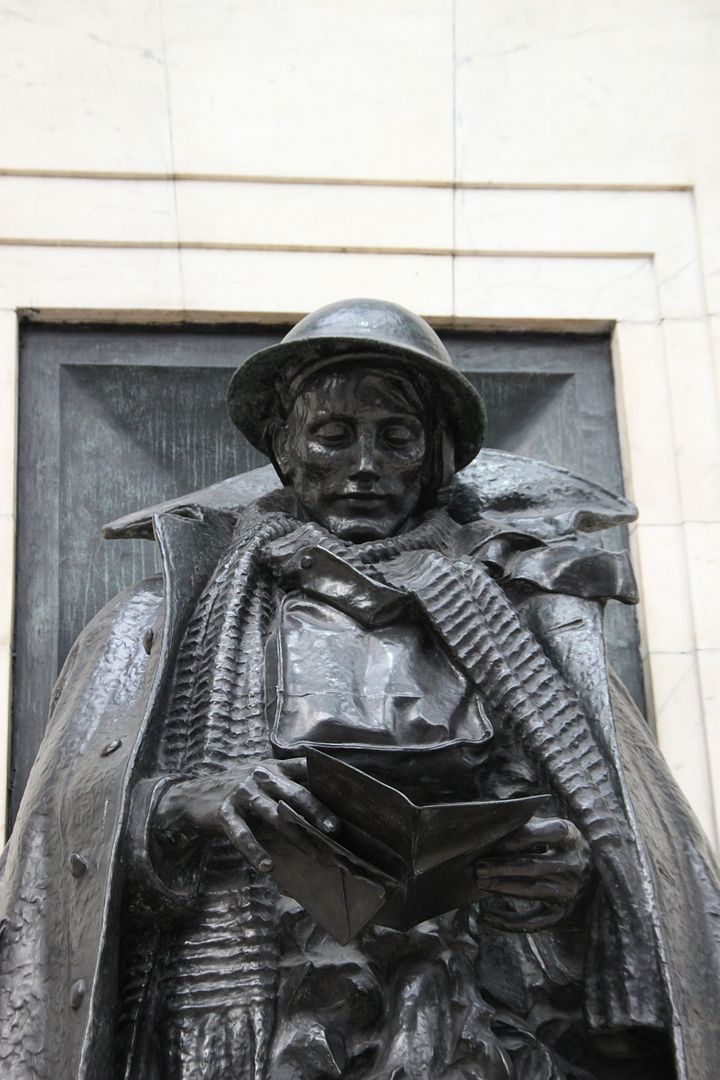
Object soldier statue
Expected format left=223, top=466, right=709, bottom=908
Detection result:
left=1, top=299, right=719, bottom=1079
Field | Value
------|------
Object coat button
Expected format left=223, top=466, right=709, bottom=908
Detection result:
left=142, top=628, right=154, bottom=654
left=300, top=554, right=314, bottom=569
left=69, top=853, right=88, bottom=878
left=70, top=979, right=86, bottom=1009
left=101, top=739, right=122, bottom=757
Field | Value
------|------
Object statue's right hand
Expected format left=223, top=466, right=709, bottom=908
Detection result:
left=152, top=758, right=339, bottom=873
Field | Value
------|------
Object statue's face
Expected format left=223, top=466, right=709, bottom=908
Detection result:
left=279, top=366, right=428, bottom=541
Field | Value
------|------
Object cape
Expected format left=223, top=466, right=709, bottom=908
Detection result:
left=1, top=450, right=719, bottom=1079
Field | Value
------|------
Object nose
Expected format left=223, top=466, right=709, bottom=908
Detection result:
left=349, top=432, right=380, bottom=482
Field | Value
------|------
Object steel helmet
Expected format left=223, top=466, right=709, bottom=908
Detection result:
left=227, top=297, right=486, bottom=469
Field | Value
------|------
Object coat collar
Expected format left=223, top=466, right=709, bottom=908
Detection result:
left=101, top=451, right=637, bottom=546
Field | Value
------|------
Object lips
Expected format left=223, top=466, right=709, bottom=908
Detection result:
left=334, top=491, right=388, bottom=503
left=330, top=492, right=391, bottom=513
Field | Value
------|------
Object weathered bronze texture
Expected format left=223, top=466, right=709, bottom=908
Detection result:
left=1, top=298, right=719, bottom=1079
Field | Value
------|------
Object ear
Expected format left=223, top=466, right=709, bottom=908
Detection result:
left=268, top=421, right=294, bottom=485
left=419, top=419, right=455, bottom=504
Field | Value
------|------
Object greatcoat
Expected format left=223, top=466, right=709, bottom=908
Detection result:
left=1, top=451, right=719, bottom=1080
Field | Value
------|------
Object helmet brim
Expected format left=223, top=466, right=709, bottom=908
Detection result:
left=227, top=335, right=486, bottom=470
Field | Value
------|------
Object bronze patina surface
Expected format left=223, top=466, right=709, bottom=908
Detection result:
left=1, top=299, right=719, bottom=1079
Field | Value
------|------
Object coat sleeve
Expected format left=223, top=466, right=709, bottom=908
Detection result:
left=0, top=578, right=166, bottom=1079
left=123, top=773, right=206, bottom=915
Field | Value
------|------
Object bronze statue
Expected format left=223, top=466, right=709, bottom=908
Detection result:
left=1, top=298, right=719, bottom=1079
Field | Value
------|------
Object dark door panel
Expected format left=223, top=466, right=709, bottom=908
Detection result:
left=11, top=325, right=642, bottom=827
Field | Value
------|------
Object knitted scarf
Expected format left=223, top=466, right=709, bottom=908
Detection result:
left=152, top=496, right=458, bottom=1078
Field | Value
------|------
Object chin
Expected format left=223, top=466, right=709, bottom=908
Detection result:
left=327, top=515, right=400, bottom=542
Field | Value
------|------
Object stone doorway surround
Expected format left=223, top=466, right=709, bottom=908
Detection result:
left=0, top=173, right=718, bottom=847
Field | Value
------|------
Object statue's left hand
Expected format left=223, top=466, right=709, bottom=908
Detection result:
left=474, top=816, right=592, bottom=931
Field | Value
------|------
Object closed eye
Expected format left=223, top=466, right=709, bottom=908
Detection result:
left=311, top=420, right=352, bottom=445
left=382, top=422, right=422, bottom=449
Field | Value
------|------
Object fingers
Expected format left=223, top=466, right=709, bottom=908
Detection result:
left=479, top=899, right=569, bottom=932
left=494, top=817, right=582, bottom=854
left=476, top=816, right=591, bottom=902
left=476, top=849, right=587, bottom=881
left=475, top=871, right=582, bottom=901
left=250, top=764, right=339, bottom=834
left=277, top=757, right=308, bottom=781
left=217, top=800, right=274, bottom=873
left=169, top=757, right=337, bottom=877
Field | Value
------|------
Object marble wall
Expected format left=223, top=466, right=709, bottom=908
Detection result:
left=0, top=0, right=719, bottom=844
